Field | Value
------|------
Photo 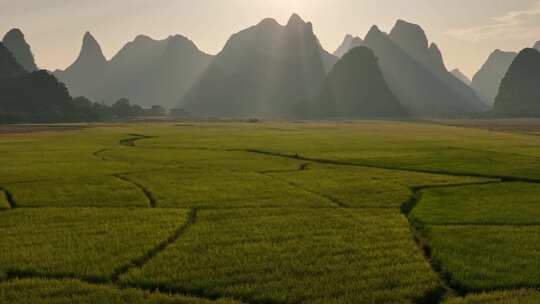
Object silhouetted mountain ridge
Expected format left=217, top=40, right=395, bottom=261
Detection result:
left=183, top=14, right=338, bottom=118
left=451, top=69, right=471, bottom=85
left=471, top=49, right=517, bottom=105
left=319, top=46, right=408, bottom=118
left=388, top=20, right=482, bottom=111
left=363, top=23, right=484, bottom=117
left=494, top=48, right=540, bottom=117
left=333, top=35, right=364, bottom=58
left=54, top=32, right=108, bottom=100
left=55, top=32, right=212, bottom=108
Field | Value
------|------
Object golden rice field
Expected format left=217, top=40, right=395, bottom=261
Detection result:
left=1, top=119, right=540, bottom=303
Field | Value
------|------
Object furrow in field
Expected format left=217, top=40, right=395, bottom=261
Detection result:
left=395, top=181, right=511, bottom=302
left=0, top=278, right=244, bottom=304
left=0, top=187, right=16, bottom=210
left=112, top=208, right=198, bottom=283
left=409, top=181, right=540, bottom=297
left=258, top=172, right=348, bottom=208
left=92, top=148, right=109, bottom=161
left=119, top=134, right=155, bottom=147
left=401, top=181, right=502, bottom=215
left=242, top=149, right=540, bottom=184
left=113, top=174, right=157, bottom=208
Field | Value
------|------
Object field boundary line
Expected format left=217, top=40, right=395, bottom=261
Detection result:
left=0, top=187, right=16, bottom=209
left=419, top=222, right=540, bottom=227
left=242, top=149, right=540, bottom=184
left=5, top=270, right=107, bottom=285
left=400, top=180, right=512, bottom=303
left=112, top=174, right=157, bottom=208
left=259, top=172, right=349, bottom=208
left=119, top=134, right=155, bottom=147
left=93, top=148, right=109, bottom=161
left=2, top=273, right=250, bottom=304
left=402, top=186, right=457, bottom=303
left=401, top=181, right=503, bottom=215
left=111, top=208, right=198, bottom=283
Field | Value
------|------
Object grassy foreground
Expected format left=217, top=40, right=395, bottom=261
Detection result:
left=1, top=120, right=540, bottom=303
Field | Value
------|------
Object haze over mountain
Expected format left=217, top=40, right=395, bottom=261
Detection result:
left=494, top=48, right=540, bottom=117
left=55, top=32, right=213, bottom=108
left=183, top=14, right=338, bottom=118
left=535, top=41, right=540, bottom=51
left=363, top=21, right=484, bottom=117
left=471, top=50, right=517, bottom=105
left=388, top=20, right=482, bottom=108
left=451, top=69, right=471, bottom=85
left=319, top=46, right=407, bottom=118
left=2, top=29, right=38, bottom=72
left=333, top=35, right=364, bottom=58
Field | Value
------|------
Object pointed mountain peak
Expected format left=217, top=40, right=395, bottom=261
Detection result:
left=167, top=34, right=189, bottom=42
left=333, top=34, right=364, bottom=58
left=392, top=19, right=425, bottom=34
left=429, top=43, right=447, bottom=71
left=286, top=13, right=306, bottom=27
left=65, top=31, right=106, bottom=72
left=165, top=34, right=200, bottom=52
left=4, top=28, right=25, bottom=40
left=489, top=49, right=517, bottom=60
left=351, top=37, right=364, bottom=46
left=389, top=19, right=429, bottom=50
left=333, top=34, right=356, bottom=57
left=82, top=31, right=101, bottom=49
left=2, top=28, right=38, bottom=71
left=429, top=43, right=440, bottom=52
left=134, top=34, right=155, bottom=43
left=365, top=25, right=387, bottom=41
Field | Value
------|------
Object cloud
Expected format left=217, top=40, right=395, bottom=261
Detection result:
left=447, top=1, right=540, bottom=42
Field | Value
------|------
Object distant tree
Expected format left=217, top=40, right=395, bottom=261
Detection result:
left=150, top=105, right=167, bottom=116
left=0, top=70, right=74, bottom=122
left=111, top=98, right=134, bottom=118
left=169, top=108, right=190, bottom=117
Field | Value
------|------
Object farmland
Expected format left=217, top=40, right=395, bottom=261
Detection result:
left=1, top=120, right=540, bottom=303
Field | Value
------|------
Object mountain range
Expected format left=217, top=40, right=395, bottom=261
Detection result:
left=2, top=16, right=538, bottom=119
left=363, top=21, right=484, bottom=117
left=471, top=50, right=517, bottom=105
left=182, top=14, right=337, bottom=118
left=471, top=41, right=540, bottom=105
left=54, top=32, right=213, bottom=108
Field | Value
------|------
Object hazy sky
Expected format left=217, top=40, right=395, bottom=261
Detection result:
left=2, top=0, right=540, bottom=77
